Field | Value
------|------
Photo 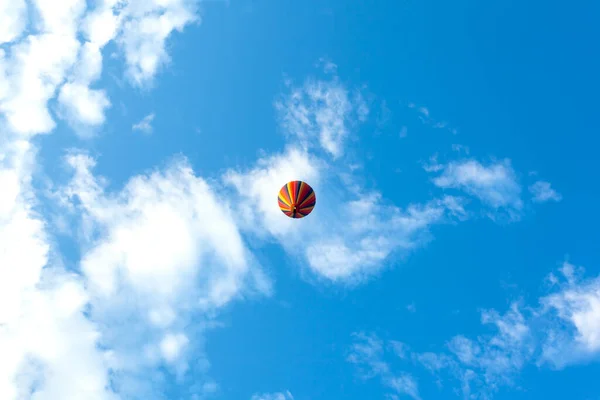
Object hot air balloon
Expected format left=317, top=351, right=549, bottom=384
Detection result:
left=278, top=180, right=316, bottom=219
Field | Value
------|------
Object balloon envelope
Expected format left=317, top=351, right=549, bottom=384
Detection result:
left=278, top=180, right=316, bottom=218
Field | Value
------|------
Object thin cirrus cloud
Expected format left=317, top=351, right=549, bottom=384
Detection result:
left=348, top=261, right=600, bottom=399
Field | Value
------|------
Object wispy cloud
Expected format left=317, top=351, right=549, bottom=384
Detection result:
left=451, top=144, right=470, bottom=154
left=316, top=57, right=338, bottom=74
left=348, top=333, right=421, bottom=400
left=353, top=261, right=600, bottom=399
left=224, top=146, right=461, bottom=283
left=132, top=113, right=156, bottom=134
left=250, top=391, right=294, bottom=400
left=529, top=180, right=562, bottom=203
left=224, top=69, right=472, bottom=284
left=275, top=71, right=368, bottom=159
left=407, top=103, right=457, bottom=135
left=428, top=158, right=523, bottom=219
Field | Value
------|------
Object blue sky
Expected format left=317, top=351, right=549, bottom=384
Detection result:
left=1, top=0, right=600, bottom=399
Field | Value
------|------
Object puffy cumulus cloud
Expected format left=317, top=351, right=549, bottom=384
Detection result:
left=0, top=0, right=200, bottom=136
left=224, top=145, right=462, bottom=283
left=0, top=1, right=251, bottom=398
left=58, top=0, right=199, bottom=131
left=117, top=0, right=199, bottom=86
left=250, top=391, right=294, bottom=400
left=539, top=262, right=600, bottom=367
left=529, top=180, right=562, bottom=203
left=58, top=81, right=111, bottom=130
left=33, top=0, right=87, bottom=35
left=60, top=152, right=271, bottom=396
left=0, top=139, right=45, bottom=326
left=352, top=262, right=600, bottom=399
left=57, top=41, right=111, bottom=133
left=64, top=152, right=268, bottom=308
left=348, top=333, right=421, bottom=400
left=0, top=271, right=117, bottom=400
left=275, top=73, right=368, bottom=159
left=0, top=139, right=115, bottom=399
left=1, top=33, right=81, bottom=135
left=428, top=158, right=523, bottom=219
left=0, top=0, right=27, bottom=44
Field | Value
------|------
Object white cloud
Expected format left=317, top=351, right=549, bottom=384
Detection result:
left=60, top=152, right=271, bottom=395
left=451, top=144, right=469, bottom=154
left=0, top=139, right=115, bottom=399
left=58, top=82, right=111, bottom=129
left=0, top=0, right=27, bottom=44
left=226, top=73, right=473, bottom=284
left=348, top=333, right=421, bottom=400
left=442, top=303, right=535, bottom=397
left=388, top=375, right=420, bottom=400
left=430, top=159, right=523, bottom=217
left=356, top=261, right=600, bottom=399
left=224, top=145, right=459, bottom=283
left=160, top=332, right=189, bottom=364
left=407, top=103, right=456, bottom=134
left=0, top=0, right=200, bottom=136
left=132, top=113, right=155, bottom=133
left=275, top=73, right=368, bottom=159
left=0, top=1, right=267, bottom=398
left=0, top=1, right=249, bottom=394
left=304, top=197, right=450, bottom=281
left=539, top=263, right=600, bottom=367
left=315, top=57, right=337, bottom=74
left=1, top=33, right=81, bottom=135
left=350, top=306, right=534, bottom=399
left=117, top=0, right=199, bottom=86
left=529, top=180, right=562, bottom=203
left=57, top=41, right=111, bottom=133
left=250, top=391, right=294, bottom=400
left=0, top=0, right=565, bottom=394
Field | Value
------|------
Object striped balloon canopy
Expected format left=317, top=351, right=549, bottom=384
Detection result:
left=278, top=180, right=316, bottom=219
